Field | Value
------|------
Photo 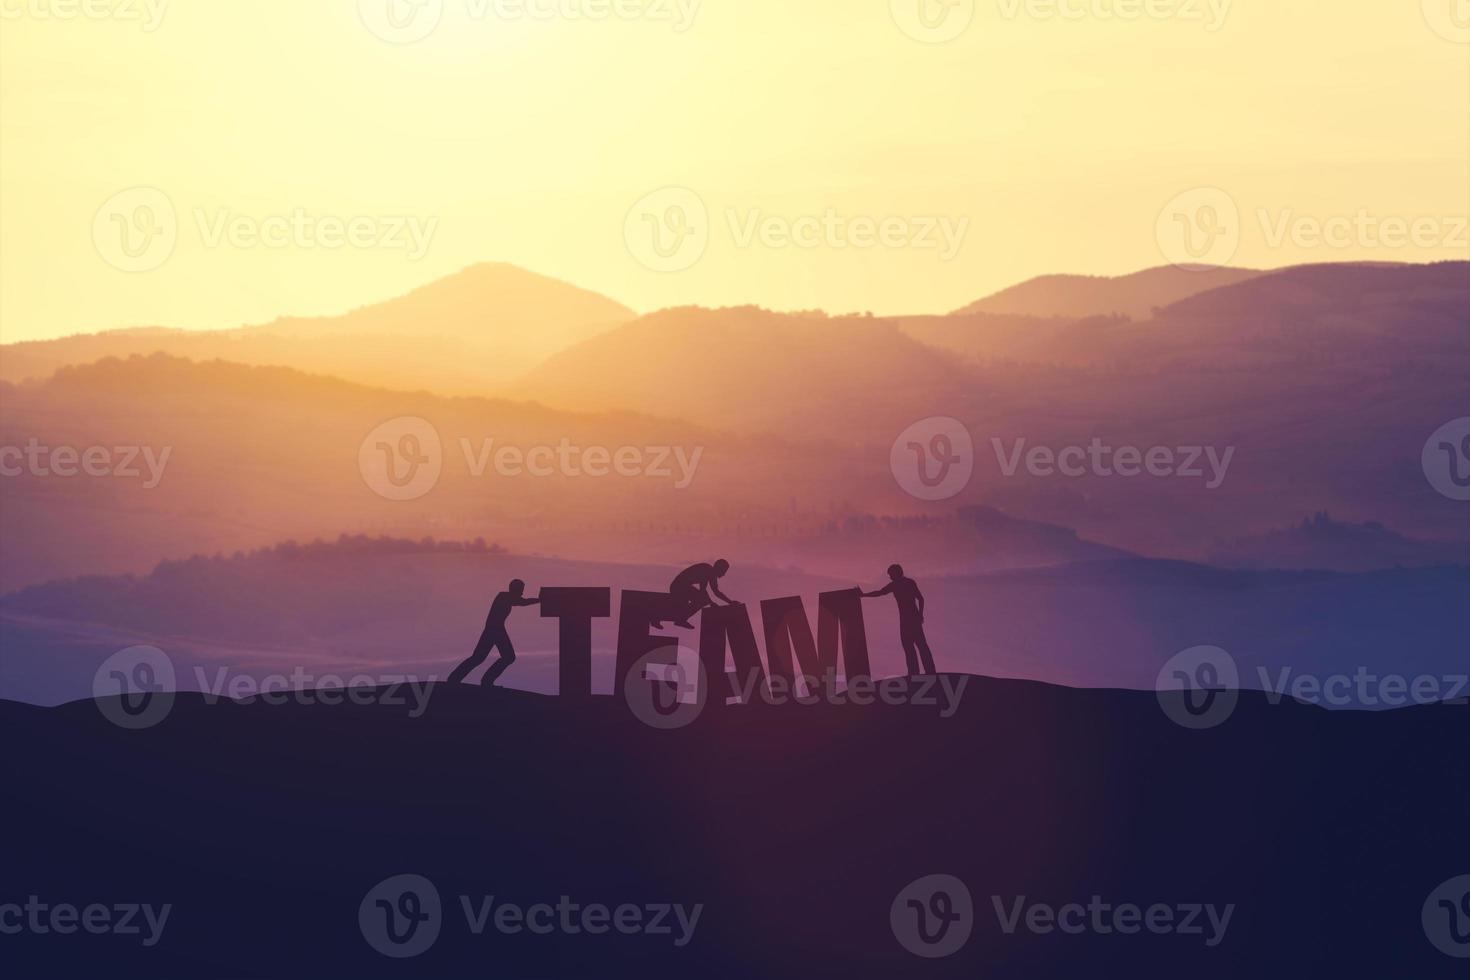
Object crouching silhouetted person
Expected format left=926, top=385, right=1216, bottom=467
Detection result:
left=656, top=559, right=736, bottom=630
left=448, top=579, right=540, bottom=687
left=861, top=564, right=937, bottom=676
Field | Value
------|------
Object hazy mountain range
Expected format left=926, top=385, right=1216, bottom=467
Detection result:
left=2, top=259, right=1465, bottom=701
left=1208, top=512, right=1470, bottom=572
left=0, top=263, right=633, bottom=395
left=517, top=262, right=1469, bottom=554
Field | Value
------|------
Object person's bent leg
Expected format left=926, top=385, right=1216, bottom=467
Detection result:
left=482, top=633, right=517, bottom=686
left=672, top=589, right=702, bottom=628
left=448, top=632, right=494, bottom=684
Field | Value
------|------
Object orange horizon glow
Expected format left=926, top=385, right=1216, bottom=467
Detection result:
left=2, top=0, right=1467, bottom=343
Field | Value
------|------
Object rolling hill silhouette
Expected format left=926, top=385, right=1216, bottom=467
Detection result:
left=516, top=305, right=976, bottom=433
left=952, top=265, right=1264, bottom=319
left=3, top=536, right=1464, bottom=709
left=0, top=263, right=634, bottom=394
left=0, top=353, right=912, bottom=590
left=1207, top=512, right=1470, bottom=572
left=5, top=680, right=1465, bottom=976
left=515, top=263, right=1470, bottom=553
left=895, top=311, right=1129, bottom=367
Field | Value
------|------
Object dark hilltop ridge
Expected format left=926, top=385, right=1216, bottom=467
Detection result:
left=6, top=675, right=1467, bottom=978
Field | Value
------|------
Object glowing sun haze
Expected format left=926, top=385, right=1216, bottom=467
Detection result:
left=1, top=0, right=1466, bottom=342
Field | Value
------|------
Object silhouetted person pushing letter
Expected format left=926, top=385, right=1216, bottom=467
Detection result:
left=448, top=578, right=540, bottom=687
left=657, top=559, right=736, bottom=629
left=862, top=564, right=937, bottom=676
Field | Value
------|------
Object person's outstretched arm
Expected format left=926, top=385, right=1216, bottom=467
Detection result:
left=710, top=580, right=735, bottom=605
left=515, top=595, right=542, bottom=607
left=861, top=583, right=895, bottom=599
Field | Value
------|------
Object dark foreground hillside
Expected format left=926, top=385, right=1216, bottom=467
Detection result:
left=4, top=677, right=1467, bottom=978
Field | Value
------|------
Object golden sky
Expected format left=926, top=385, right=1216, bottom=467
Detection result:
left=1, top=0, right=1467, bottom=342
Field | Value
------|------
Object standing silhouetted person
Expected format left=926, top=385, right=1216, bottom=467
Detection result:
left=448, top=579, right=540, bottom=687
left=861, top=564, right=937, bottom=675
left=657, top=559, right=736, bottom=629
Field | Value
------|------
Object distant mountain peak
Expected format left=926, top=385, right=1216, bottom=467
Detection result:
left=261, top=261, right=635, bottom=336
left=0, top=262, right=638, bottom=394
